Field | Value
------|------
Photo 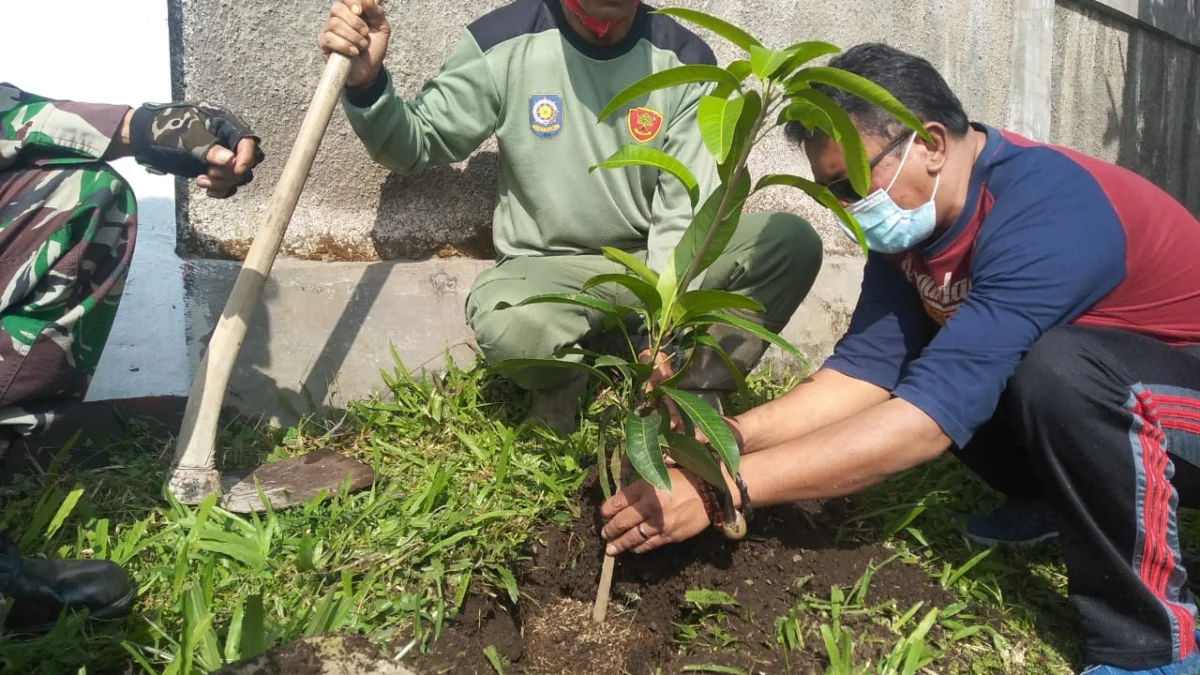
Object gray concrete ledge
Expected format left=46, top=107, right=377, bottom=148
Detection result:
left=182, top=255, right=865, bottom=422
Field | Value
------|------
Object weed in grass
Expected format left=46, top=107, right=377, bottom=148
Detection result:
left=676, top=589, right=742, bottom=654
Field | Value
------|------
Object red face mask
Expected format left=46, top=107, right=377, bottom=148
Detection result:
left=562, top=0, right=640, bottom=38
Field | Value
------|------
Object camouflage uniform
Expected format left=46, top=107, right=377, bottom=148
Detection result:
left=0, top=85, right=138, bottom=436
left=0, top=84, right=261, bottom=437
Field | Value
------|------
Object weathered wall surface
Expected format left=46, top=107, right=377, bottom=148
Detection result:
left=1052, top=0, right=1200, bottom=214
left=175, top=0, right=1015, bottom=261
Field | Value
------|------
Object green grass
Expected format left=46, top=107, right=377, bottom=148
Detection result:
left=835, top=455, right=1080, bottom=673
left=0, top=356, right=1155, bottom=674
left=0, top=354, right=593, bottom=674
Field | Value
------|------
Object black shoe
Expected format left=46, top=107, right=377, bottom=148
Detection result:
left=963, top=498, right=1061, bottom=547
left=0, top=532, right=135, bottom=633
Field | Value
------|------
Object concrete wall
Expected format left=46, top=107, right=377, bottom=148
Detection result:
left=4, top=1, right=1199, bottom=418
left=175, top=0, right=1017, bottom=262
left=1052, top=0, right=1200, bottom=214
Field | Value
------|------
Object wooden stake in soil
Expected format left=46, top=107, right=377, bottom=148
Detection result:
left=593, top=405, right=623, bottom=623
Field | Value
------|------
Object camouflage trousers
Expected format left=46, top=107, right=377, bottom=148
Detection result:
left=0, top=163, right=136, bottom=437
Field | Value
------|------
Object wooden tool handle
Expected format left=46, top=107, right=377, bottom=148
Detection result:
left=168, top=53, right=354, bottom=504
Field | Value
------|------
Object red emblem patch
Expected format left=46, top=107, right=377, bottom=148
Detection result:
left=628, top=107, right=664, bottom=143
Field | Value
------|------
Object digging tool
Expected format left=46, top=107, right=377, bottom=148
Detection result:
left=166, top=52, right=374, bottom=513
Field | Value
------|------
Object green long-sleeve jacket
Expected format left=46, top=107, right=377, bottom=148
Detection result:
left=0, top=83, right=130, bottom=171
left=340, top=0, right=720, bottom=274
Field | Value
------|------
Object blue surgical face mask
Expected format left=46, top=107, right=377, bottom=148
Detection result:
left=840, top=134, right=941, bottom=254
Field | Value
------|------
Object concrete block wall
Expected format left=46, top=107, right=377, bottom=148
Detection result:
left=176, top=0, right=1018, bottom=263
left=1052, top=0, right=1200, bottom=213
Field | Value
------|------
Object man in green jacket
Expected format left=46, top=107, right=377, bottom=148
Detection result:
left=319, top=0, right=824, bottom=433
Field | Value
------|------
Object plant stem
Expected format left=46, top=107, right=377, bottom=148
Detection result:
left=670, top=92, right=772, bottom=325
left=596, top=404, right=617, bottom=501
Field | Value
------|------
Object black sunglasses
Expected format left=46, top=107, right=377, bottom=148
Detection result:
left=824, top=132, right=914, bottom=204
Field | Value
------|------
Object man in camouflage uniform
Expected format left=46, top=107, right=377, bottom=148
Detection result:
left=0, top=83, right=264, bottom=633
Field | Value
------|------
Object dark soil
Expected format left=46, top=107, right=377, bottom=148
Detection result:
left=411, top=474, right=957, bottom=675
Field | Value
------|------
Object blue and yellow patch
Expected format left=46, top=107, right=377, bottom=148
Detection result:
left=529, top=95, right=563, bottom=139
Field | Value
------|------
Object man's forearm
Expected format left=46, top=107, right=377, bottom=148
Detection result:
left=735, top=397, right=950, bottom=508
left=730, top=367, right=891, bottom=454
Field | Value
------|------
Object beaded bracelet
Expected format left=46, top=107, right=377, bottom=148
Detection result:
left=693, top=477, right=726, bottom=529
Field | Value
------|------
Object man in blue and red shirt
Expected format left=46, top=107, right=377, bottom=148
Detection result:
left=598, top=42, right=1200, bottom=674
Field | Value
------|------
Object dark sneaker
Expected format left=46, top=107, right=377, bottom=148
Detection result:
left=964, top=498, right=1060, bottom=547
left=0, top=532, right=135, bottom=634
left=1081, top=645, right=1200, bottom=674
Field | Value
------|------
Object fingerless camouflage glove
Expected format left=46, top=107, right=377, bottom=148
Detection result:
left=129, top=101, right=264, bottom=178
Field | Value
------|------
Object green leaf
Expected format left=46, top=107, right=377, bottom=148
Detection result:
left=676, top=289, right=765, bottom=319
left=713, top=59, right=752, bottom=99
left=650, top=7, right=763, bottom=54
left=590, top=145, right=699, bottom=209
left=793, top=66, right=933, bottom=143
left=514, top=292, right=629, bottom=320
left=719, top=90, right=761, bottom=183
left=659, top=170, right=753, bottom=301
left=194, top=531, right=267, bottom=568
left=487, top=358, right=613, bottom=386
left=184, top=586, right=220, bottom=671
left=241, top=594, right=267, bottom=660
left=44, top=486, right=83, bottom=541
left=582, top=273, right=662, bottom=313
left=681, top=666, right=747, bottom=675
left=793, top=88, right=871, bottom=199
left=749, top=45, right=793, bottom=81
left=601, top=246, right=658, bottom=286
left=594, top=355, right=654, bottom=382
left=598, top=65, right=742, bottom=122
left=755, top=173, right=866, bottom=254
left=685, top=589, right=740, bottom=607
left=684, top=312, right=807, bottom=365
left=664, top=432, right=725, bottom=488
left=660, top=386, right=740, bottom=476
left=773, top=41, right=841, bottom=80
left=625, top=409, right=670, bottom=491
left=697, top=95, right=745, bottom=164
left=688, top=332, right=751, bottom=405
left=493, top=565, right=520, bottom=604
left=778, top=100, right=835, bottom=138
left=483, top=645, right=507, bottom=675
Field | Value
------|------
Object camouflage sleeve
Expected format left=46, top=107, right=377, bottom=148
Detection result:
left=0, top=83, right=131, bottom=171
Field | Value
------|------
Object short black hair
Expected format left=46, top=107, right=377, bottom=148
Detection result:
left=785, top=42, right=970, bottom=145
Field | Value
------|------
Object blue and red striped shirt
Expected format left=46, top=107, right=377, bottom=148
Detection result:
left=823, top=122, right=1200, bottom=447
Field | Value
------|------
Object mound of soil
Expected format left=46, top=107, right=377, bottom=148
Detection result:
left=411, top=475, right=956, bottom=675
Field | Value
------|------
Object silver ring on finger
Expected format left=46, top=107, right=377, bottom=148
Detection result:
left=637, top=523, right=650, bottom=541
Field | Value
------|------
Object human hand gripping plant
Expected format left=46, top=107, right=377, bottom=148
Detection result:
left=489, top=8, right=930, bottom=623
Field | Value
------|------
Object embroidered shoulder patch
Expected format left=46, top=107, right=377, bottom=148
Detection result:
left=628, top=107, right=664, bottom=143
left=530, top=95, right=563, bottom=139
